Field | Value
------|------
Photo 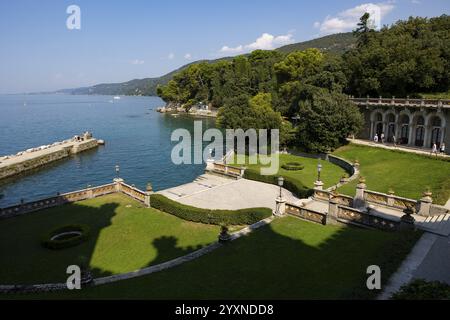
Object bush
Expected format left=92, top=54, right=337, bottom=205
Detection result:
left=392, top=279, right=450, bottom=300
left=281, top=162, right=304, bottom=171
left=243, top=169, right=313, bottom=199
left=42, top=224, right=90, bottom=250
left=150, top=194, right=272, bottom=226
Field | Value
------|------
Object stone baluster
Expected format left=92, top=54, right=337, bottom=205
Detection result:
left=418, top=190, right=433, bottom=217
left=353, top=177, right=366, bottom=209
left=326, top=194, right=339, bottom=225
left=378, top=96, right=382, bottom=104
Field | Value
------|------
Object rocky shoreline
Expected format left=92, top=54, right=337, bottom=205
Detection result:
left=156, top=102, right=217, bottom=118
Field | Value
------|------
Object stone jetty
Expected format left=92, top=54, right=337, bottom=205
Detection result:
left=0, top=132, right=101, bottom=180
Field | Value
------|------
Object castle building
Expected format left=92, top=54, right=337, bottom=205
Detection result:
left=351, top=97, right=449, bottom=154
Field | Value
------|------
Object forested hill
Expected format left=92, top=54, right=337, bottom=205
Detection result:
left=55, top=33, right=355, bottom=96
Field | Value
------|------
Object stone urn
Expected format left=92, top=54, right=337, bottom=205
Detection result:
left=146, top=183, right=153, bottom=192
left=400, top=204, right=416, bottom=230
left=218, top=225, right=232, bottom=243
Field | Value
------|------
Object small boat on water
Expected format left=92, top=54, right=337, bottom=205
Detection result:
left=113, top=96, right=121, bottom=100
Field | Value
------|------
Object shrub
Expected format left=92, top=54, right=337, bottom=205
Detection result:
left=392, top=279, right=450, bottom=300
left=150, top=194, right=272, bottom=225
left=281, top=162, right=304, bottom=171
left=42, top=224, right=90, bottom=250
left=243, top=168, right=313, bottom=199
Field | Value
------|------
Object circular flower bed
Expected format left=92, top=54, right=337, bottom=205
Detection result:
left=281, top=162, right=304, bottom=171
left=42, top=224, right=90, bottom=250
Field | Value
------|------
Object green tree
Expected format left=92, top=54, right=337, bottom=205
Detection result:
left=295, top=90, right=363, bottom=153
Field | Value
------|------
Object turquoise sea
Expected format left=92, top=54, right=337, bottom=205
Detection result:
left=0, top=94, right=216, bottom=207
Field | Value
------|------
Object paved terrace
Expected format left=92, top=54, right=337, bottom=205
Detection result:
left=158, top=173, right=303, bottom=211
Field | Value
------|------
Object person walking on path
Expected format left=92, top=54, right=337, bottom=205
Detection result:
left=381, top=132, right=385, bottom=144
left=440, top=143, right=446, bottom=155
left=431, top=143, right=438, bottom=157
left=392, top=135, right=397, bottom=147
left=374, top=134, right=378, bottom=143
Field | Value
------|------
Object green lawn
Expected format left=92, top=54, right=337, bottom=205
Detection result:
left=10, top=216, right=420, bottom=299
left=232, top=153, right=346, bottom=189
left=0, top=193, right=219, bottom=284
left=333, top=144, right=450, bottom=205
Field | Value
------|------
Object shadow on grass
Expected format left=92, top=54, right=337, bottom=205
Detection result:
left=5, top=216, right=420, bottom=300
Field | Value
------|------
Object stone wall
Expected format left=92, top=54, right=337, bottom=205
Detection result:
left=0, top=149, right=70, bottom=179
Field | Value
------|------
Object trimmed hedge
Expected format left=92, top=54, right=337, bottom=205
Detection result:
left=243, top=169, right=313, bottom=199
left=42, top=224, right=90, bottom=250
left=281, top=162, right=304, bottom=171
left=150, top=194, right=272, bottom=225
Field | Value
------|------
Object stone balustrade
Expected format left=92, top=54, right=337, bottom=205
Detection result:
left=285, top=203, right=327, bottom=225
left=350, top=96, right=450, bottom=109
left=209, top=162, right=245, bottom=179
left=0, top=179, right=152, bottom=220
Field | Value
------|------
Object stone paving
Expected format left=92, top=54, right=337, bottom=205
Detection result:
left=158, top=173, right=302, bottom=211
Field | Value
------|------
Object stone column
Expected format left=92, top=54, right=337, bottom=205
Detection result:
left=418, top=190, right=433, bottom=217
left=87, top=185, right=93, bottom=199
left=314, top=180, right=324, bottom=191
left=113, top=178, right=124, bottom=192
left=326, top=197, right=339, bottom=225
left=274, top=196, right=286, bottom=216
left=144, top=183, right=153, bottom=208
left=386, top=189, right=395, bottom=207
left=205, top=158, right=215, bottom=171
left=353, top=177, right=366, bottom=209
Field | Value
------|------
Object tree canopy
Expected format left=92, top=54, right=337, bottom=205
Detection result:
left=157, top=14, right=449, bottom=152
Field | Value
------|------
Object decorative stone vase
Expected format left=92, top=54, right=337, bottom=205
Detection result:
left=218, top=226, right=231, bottom=243
left=400, top=204, right=416, bottom=228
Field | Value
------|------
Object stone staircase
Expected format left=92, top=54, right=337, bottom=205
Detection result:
left=416, top=214, right=450, bottom=236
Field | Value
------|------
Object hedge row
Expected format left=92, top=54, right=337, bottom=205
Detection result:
left=150, top=194, right=272, bottom=225
left=281, top=162, right=304, bottom=171
left=42, top=224, right=90, bottom=250
left=243, top=169, right=313, bottom=199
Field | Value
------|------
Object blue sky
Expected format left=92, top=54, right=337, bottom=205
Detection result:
left=0, top=0, right=448, bottom=94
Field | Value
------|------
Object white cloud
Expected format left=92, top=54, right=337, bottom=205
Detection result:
left=219, top=32, right=295, bottom=55
left=131, top=59, right=144, bottom=65
left=184, top=53, right=192, bottom=60
left=168, top=53, right=175, bottom=60
left=314, top=2, right=395, bottom=34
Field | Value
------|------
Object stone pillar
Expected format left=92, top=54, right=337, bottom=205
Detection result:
left=387, top=189, right=395, bottom=207
left=113, top=178, right=124, bottom=192
left=418, top=190, right=433, bottom=217
left=205, top=158, right=215, bottom=171
left=326, top=197, right=339, bottom=225
left=144, top=183, right=153, bottom=208
left=314, top=180, right=324, bottom=191
left=353, top=177, right=366, bottom=209
left=274, top=197, right=286, bottom=216
left=87, top=186, right=94, bottom=199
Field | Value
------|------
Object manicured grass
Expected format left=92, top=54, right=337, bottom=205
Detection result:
left=232, top=154, right=346, bottom=189
left=11, top=216, right=421, bottom=299
left=0, top=193, right=219, bottom=284
left=333, top=144, right=450, bottom=205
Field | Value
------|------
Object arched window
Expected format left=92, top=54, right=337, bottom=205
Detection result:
left=399, top=115, right=410, bottom=144
left=375, top=113, right=382, bottom=122
left=432, top=116, right=442, bottom=127
left=387, top=114, right=395, bottom=123
left=416, top=116, right=425, bottom=126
